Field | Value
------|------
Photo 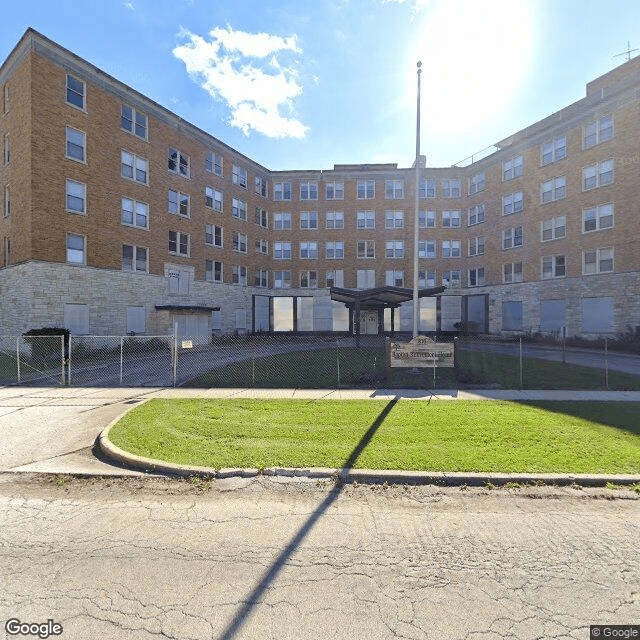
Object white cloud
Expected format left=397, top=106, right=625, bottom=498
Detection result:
left=123, top=1, right=134, bottom=10
left=173, top=26, right=308, bottom=139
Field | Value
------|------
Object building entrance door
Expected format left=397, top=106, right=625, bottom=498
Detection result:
left=359, top=310, right=379, bottom=335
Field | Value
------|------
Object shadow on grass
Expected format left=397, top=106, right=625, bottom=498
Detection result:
left=216, top=396, right=399, bottom=640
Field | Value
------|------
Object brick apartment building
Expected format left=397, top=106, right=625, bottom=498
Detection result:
left=1, top=28, right=639, bottom=339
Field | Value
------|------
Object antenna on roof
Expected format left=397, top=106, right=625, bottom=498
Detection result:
left=614, top=41, right=639, bottom=62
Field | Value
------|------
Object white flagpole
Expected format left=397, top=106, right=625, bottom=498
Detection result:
left=412, top=61, right=422, bottom=338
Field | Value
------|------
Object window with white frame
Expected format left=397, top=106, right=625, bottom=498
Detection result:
left=442, top=270, right=460, bottom=287
left=584, top=115, right=613, bottom=149
left=300, top=211, right=318, bottom=229
left=232, top=164, right=247, bottom=188
left=168, top=147, right=190, bottom=177
left=503, top=191, right=523, bottom=215
left=232, top=232, right=247, bottom=253
left=468, top=203, right=485, bottom=226
left=541, top=136, right=566, bottom=165
left=274, top=270, right=292, bottom=288
left=469, top=267, right=485, bottom=287
left=419, top=178, right=436, bottom=198
left=542, top=255, right=566, bottom=279
left=232, top=265, right=247, bottom=285
left=274, top=241, right=292, bottom=260
left=541, top=176, right=566, bottom=203
left=469, top=172, right=485, bottom=195
left=419, top=210, right=436, bottom=228
left=66, top=180, right=86, bottom=214
left=442, top=210, right=461, bottom=227
left=254, top=269, right=269, bottom=287
left=441, top=178, right=461, bottom=198
left=503, top=261, right=523, bottom=283
left=274, top=182, right=291, bottom=201
left=121, top=197, right=148, bottom=229
left=168, top=189, right=189, bottom=217
left=205, top=150, right=223, bottom=176
left=205, top=186, right=223, bottom=211
left=583, top=203, right=613, bottom=232
left=502, top=155, right=523, bottom=180
left=357, top=179, right=375, bottom=199
left=325, top=211, right=344, bottom=229
left=300, top=181, right=318, bottom=200
left=385, top=180, right=404, bottom=199
left=385, top=270, right=404, bottom=287
left=325, top=181, right=344, bottom=200
left=232, top=197, right=247, bottom=221
left=205, top=259, right=223, bottom=282
left=255, top=238, right=268, bottom=254
left=357, top=210, right=375, bottom=229
left=325, top=269, right=344, bottom=288
left=122, top=244, right=148, bottom=273
left=441, top=240, right=461, bottom=258
left=66, top=232, right=85, bottom=264
left=66, top=74, right=85, bottom=109
left=66, top=127, right=85, bottom=163
left=254, top=175, right=267, bottom=197
left=121, top=104, right=147, bottom=140
left=502, top=226, right=523, bottom=250
left=300, top=241, right=318, bottom=259
left=418, top=270, right=436, bottom=287
left=583, top=160, right=614, bottom=190
left=583, top=247, right=614, bottom=274
left=255, top=207, right=268, bottom=227
left=300, top=270, right=318, bottom=288
left=121, top=151, right=148, bottom=184
left=418, top=239, right=436, bottom=259
left=325, top=241, right=344, bottom=259
left=468, top=236, right=485, bottom=256
left=541, top=215, right=566, bottom=241
left=169, top=231, right=189, bottom=256
left=3, top=134, right=9, bottom=165
left=205, top=224, right=223, bottom=247
left=273, top=212, right=292, bottom=230
left=357, top=240, right=375, bottom=258
left=385, top=210, right=404, bottom=228
left=385, top=240, right=404, bottom=258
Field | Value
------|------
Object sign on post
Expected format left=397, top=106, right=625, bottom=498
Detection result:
left=390, top=336, right=454, bottom=368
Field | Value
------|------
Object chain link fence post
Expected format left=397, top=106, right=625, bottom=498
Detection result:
left=605, top=337, right=609, bottom=390
left=519, top=336, right=523, bottom=389
left=16, top=336, right=21, bottom=384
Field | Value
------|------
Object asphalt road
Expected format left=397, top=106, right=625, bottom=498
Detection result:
left=1, top=474, right=638, bottom=640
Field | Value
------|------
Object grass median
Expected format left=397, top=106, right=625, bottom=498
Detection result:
left=108, top=399, right=640, bottom=474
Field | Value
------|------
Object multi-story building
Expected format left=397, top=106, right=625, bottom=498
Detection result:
left=1, top=28, right=639, bottom=339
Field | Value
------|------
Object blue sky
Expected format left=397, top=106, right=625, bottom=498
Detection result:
left=2, top=0, right=640, bottom=171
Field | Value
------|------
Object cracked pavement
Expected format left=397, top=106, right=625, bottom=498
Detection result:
left=1, top=474, right=638, bottom=640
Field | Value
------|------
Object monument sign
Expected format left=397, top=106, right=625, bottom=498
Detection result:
left=390, top=336, right=454, bottom=368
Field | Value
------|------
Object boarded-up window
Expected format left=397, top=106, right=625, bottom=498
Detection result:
left=582, top=297, right=614, bottom=333
left=502, top=301, right=523, bottom=331
left=540, top=299, right=565, bottom=332
left=64, top=303, right=89, bottom=335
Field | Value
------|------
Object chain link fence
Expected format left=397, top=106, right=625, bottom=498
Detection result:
left=0, top=335, right=65, bottom=386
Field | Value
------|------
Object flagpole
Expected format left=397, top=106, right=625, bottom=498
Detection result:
left=412, top=61, right=422, bottom=338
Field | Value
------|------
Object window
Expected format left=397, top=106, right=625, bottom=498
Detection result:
left=469, top=267, right=485, bottom=287
left=441, top=240, right=461, bottom=258
left=205, top=224, right=223, bottom=247
left=274, top=241, right=292, bottom=260
left=442, top=210, right=461, bottom=227
left=66, top=180, right=86, bottom=214
left=584, top=115, right=613, bottom=148
left=503, top=191, right=523, bottom=215
left=583, top=160, right=614, bottom=190
left=385, top=180, right=404, bottom=199
left=66, top=74, right=84, bottom=109
left=325, top=269, right=344, bottom=288
left=325, top=181, right=344, bottom=200
left=66, top=233, right=85, bottom=264
left=122, top=244, right=148, bottom=273
left=232, top=164, right=247, bottom=188
left=300, top=270, right=318, bottom=288
left=168, top=189, right=189, bottom=217
left=254, top=269, right=269, bottom=287
left=357, top=269, right=376, bottom=289
left=541, top=176, right=566, bottom=203
left=419, top=210, right=436, bottom=228
left=541, top=136, right=566, bottom=165
left=274, top=270, right=292, bottom=288
left=169, top=231, right=189, bottom=256
left=300, top=211, right=318, bottom=229
left=542, top=255, right=566, bottom=279
left=300, top=181, right=318, bottom=200
left=121, top=197, right=148, bottom=229
left=468, top=236, right=485, bottom=256
left=469, top=172, right=485, bottom=195
left=3, top=84, right=9, bottom=114
left=168, top=147, right=190, bottom=177
left=541, top=216, right=566, bottom=241
left=357, top=179, right=375, bottom=199
left=385, top=270, right=404, bottom=287
left=441, top=178, right=461, bottom=198
left=205, top=186, right=223, bottom=211
left=502, top=226, right=523, bottom=250
left=385, top=240, right=404, bottom=258
left=357, top=240, right=375, bottom=258
left=325, top=211, right=344, bottom=229
left=254, top=175, right=267, bottom=197
left=300, top=241, right=318, bottom=259
left=418, top=270, right=436, bottom=287
left=121, top=151, right=148, bottom=184
left=232, top=198, right=247, bottom=221
left=3, top=134, right=9, bottom=165
left=65, top=127, right=85, bottom=162
left=206, top=259, right=223, bottom=282
left=274, top=182, right=291, bottom=201
left=356, top=211, right=375, bottom=229
left=121, top=104, right=147, bottom=140
left=385, top=210, right=404, bottom=228
left=442, top=270, right=460, bottom=287
left=502, top=156, right=523, bottom=181
left=418, top=239, right=436, bottom=259
left=254, top=239, right=268, bottom=255
left=325, top=241, right=344, bottom=259
left=468, top=204, right=485, bottom=226
left=273, top=212, right=292, bottom=230
left=583, top=203, right=613, bottom=232
left=167, top=267, right=191, bottom=295
left=205, top=150, right=223, bottom=176
left=503, top=262, right=523, bottom=283
left=232, top=265, right=247, bottom=285
left=255, top=207, right=268, bottom=228
left=420, top=178, right=436, bottom=198
left=3, top=185, right=10, bottom=218
left=583, top=247, right=614, bottom=274
left=232, top=232, right=247, bottom=253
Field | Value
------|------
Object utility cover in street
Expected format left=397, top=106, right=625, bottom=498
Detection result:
left=390, top=336, right=454, bottom=367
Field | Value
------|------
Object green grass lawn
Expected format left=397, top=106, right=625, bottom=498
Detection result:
left=108, top=399, right=640, bottom=474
